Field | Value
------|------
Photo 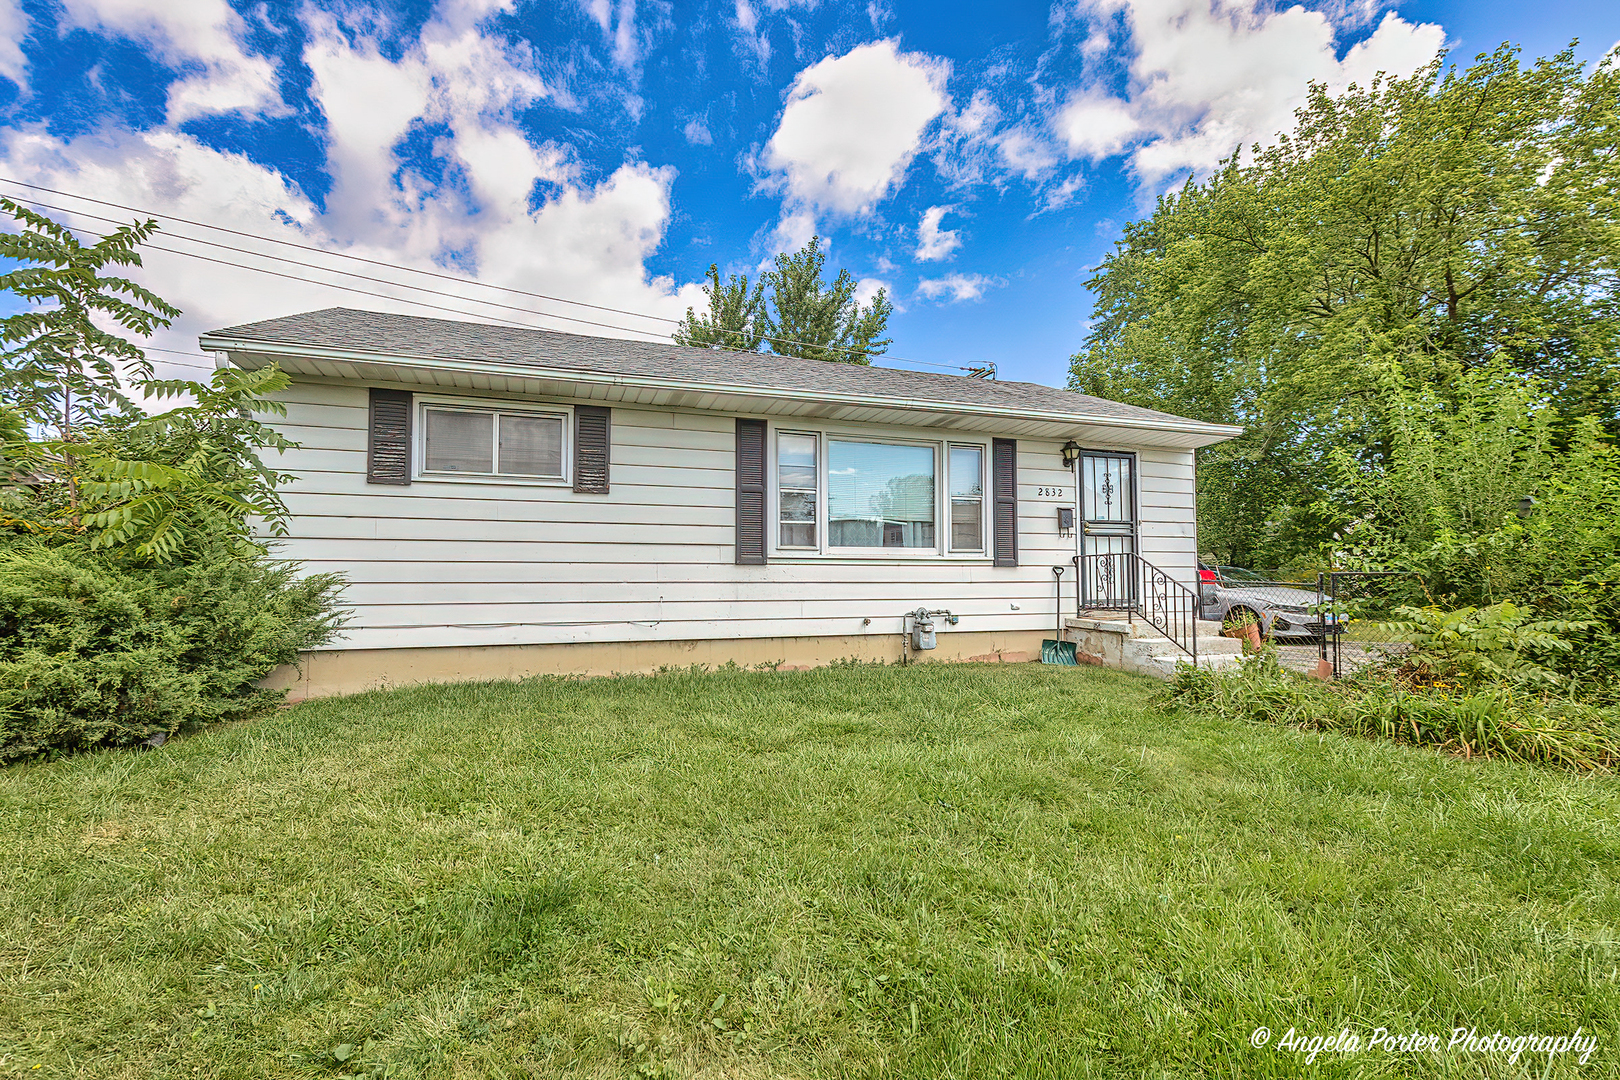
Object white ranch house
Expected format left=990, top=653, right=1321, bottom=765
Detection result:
left=199, top=308, right=1241, bottom=698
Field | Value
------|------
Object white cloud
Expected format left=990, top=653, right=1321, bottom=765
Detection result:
left=993, top=124, right=1060, bottom=180
left=948, top=89, right=1000, bottom=138
left=930, top=89, right=1004, bottom=189
left=1039, top=172, right=1087, bottom=212
left=731, top=0, right=771, bottom=64
left=855, top=276, right=891, bottom=308
left=914, top=205, right=960, bottom=261
left=917, top=272, right=1000, bottom=303
left=1096, top=0, right=1445, bottom=184
left=57, top=0, right=286, bottom=122
left=0, top=0, right=28, bottom=87
left=763, top=39, right=950, bottom=216
left=1335, top=11, right=1449, bottom=90
left=682, top=117, right=713, bottom=145
left=577, top=0, right=649, bottom=72
left=0, top=0, right=706, bottom=382
left=1055, top=92, right=1138, bottom=160
left=765, top=207, right=819, bottom=259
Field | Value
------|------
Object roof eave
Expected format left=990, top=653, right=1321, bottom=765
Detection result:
left=198, top=335, right=1245, bottom=448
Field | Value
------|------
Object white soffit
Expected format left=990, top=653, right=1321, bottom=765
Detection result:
left=212, top=346, right=1240, bottom=450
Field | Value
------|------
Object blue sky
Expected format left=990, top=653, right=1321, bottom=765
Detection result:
left=0, top=0, right=1615, bottom=386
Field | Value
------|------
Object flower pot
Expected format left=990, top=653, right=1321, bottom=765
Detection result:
left=1223, top=622, right=1262, bottom=652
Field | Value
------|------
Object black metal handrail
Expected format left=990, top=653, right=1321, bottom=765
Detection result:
left=1072, top=552, right=1200, bottom=664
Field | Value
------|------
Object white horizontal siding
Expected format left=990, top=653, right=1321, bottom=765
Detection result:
left=270, top=378, right=1202, bottom=650
left=1136, top=447, right=1198, bottom=587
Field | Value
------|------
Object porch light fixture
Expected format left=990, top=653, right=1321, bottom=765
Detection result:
left=1061, top=440, right=1082, bottom=469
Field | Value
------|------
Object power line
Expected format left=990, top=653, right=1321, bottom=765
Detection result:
left=4, top=182, right=981, bottom=373
left=139, top=238, right=577, bottom=334
left=0, top=180, right=989, bottom=376
left=33, top=209, right=982, bottom=379
left=31, top=213, right=573, bottom=335
left=2, top=177, right=974, bottom=370
left=0, top=176, right=672, bottom=326
left=133, top=344, right=215, bottom=360
left=141, top=346, right=220, bottom=371
left=11, top=195, right=687, bottom=340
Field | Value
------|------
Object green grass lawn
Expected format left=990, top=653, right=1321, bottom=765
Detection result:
left=1, top=663, right=1616, bottom=1079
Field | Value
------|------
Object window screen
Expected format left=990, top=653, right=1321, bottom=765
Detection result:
left=828, top=440, right=935, bottom=548
left=778, top=432, right=818, bottom=548
left=498, top=413, right=564, bottom=477
left=949, top=444, right=984, bottom=551
left=423, top=409, right=493, bottom=474
left=423, top=406, right=566, bottom=479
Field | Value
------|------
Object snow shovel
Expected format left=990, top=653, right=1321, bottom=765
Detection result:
left=1042, top=565, right=1078, bottom=665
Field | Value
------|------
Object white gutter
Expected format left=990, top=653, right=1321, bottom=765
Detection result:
left=198, top=335, right=1245, bottom=443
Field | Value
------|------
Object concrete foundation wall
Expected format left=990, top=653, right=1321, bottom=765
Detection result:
left=266, top=629, right=1051, bottom=701
left=1065, top=619, right=1131, bottom=670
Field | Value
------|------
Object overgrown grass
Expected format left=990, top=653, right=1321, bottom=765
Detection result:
left=1171, top=654, right=1620, bottom=771
left=2, top=662, right=1616, bottom=1078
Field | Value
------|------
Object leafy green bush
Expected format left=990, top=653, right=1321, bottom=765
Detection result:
left=0, top=538, right=345, bottom=761
left=1331, top=396, right=1620, bottom=695
left=1168, top=654, right=1618, bottom=772
left=1377, top=602, right=1591, bottom=690
left=0, top=201, right=351, bottom=762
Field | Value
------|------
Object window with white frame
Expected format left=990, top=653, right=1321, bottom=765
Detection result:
left=777, top=431, right=818, bottom=548
left=948, top=444, right=984, bottom=551
left=772, top=429, right=990, bottom=555
left=421, top=404, right=567, bottom=480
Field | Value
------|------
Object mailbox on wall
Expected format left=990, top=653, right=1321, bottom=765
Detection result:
left=1057, top=507, right=1075, bottom=537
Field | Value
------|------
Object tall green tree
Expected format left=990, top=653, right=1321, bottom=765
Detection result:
left=1071, top=44, right=1620, bottom=567
left=0, top=199, right=299, bottom=560
left=762, top=236, right=892, bottom=364
left=674, top=237, right=893, bottom=364
left=674, top=264, right=767, bottom=351
left=0, top=198, right=179, bottom=437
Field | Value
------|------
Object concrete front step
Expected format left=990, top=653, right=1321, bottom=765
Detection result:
left=1066, top=618, right=1245, bottom=654
left=1063, top=614, right=1255, bottom=678
left=1129, top=649, right=1249, bottom=677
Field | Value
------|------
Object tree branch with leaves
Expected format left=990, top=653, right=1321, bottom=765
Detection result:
left=674, top=237, right=893, bottom=364
left=0, top=198, right=302, bottom=562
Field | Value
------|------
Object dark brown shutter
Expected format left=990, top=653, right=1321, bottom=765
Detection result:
left=573, top=405, right=611, bottom=493
left=367, top=388, right=412, bottom=485
left=735, top=418, right=767, bottom=565
left=992, top=438, right=1017, bottom=567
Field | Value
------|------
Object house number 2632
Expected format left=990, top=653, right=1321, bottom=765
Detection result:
left=1036, top=486, right=1066, bottom=498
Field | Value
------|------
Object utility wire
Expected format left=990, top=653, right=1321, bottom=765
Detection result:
left=145, top=345, right=216, bottom=360
left=30, top=214, right=572, bottom=335
left=14, top=196, right=687, bottom=340
left=6, top=181, right=985, bottom=373
left=0, top=176, right=671, bottom=325
left=33, top=208, right=989, bottom=381
left=140, top=346, right=222, bottom=371
left=0, top=179, right=991, bottom=375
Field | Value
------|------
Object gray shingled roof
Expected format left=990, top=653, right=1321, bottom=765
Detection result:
left=201, top=307, right=1226, bottom=432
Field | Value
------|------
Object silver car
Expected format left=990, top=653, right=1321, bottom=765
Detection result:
left=1197, top=564, right=1342, bottom=642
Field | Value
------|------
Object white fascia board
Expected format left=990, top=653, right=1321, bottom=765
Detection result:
left=200, top=336, right=1245, bottom=446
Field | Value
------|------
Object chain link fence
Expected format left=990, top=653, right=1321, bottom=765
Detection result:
left=1199, top=568, right=1426, bottom=677
left=1321, top=572, right=1426, bottom=677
